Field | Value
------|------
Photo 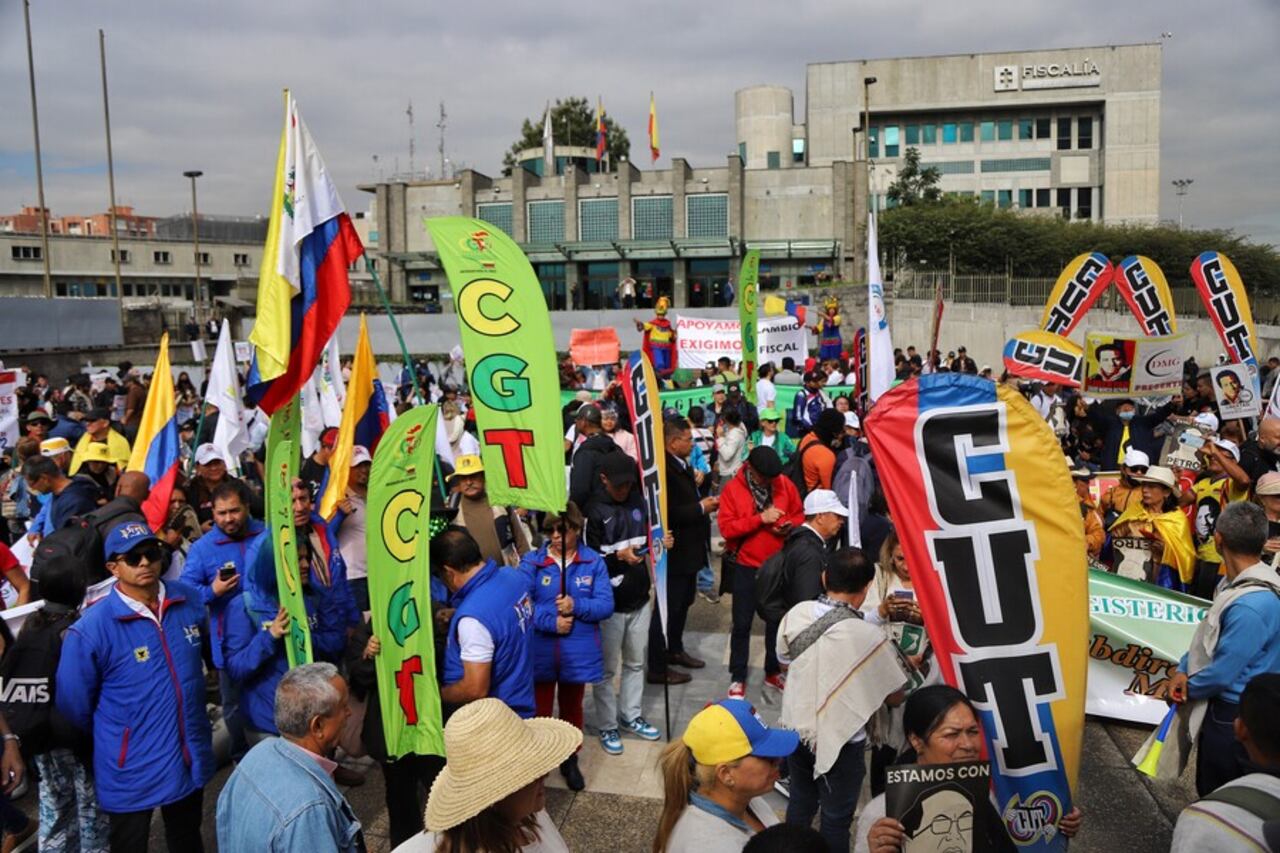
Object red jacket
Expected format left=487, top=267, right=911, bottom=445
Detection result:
left=718, top=468, right=804, bottom=569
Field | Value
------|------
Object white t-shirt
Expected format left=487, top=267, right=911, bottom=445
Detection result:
left=828, top=370, right=844, bottom=385
left=755, top=377, right=777, bottom=412
left=394, top=809, right=569, bottom=853
left=456, top=617, right=494, bottom=663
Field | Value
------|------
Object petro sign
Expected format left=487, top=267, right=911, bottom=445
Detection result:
left=995, top=59, right=1102, bottom=92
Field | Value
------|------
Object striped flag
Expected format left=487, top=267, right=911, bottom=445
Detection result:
left=595, top=97, right=607, bottom=164
left=648, top=92, right=660, bottom=163
left=318, top=314, right=390, bottom=520
left=126, top=334, right=180, bottom=530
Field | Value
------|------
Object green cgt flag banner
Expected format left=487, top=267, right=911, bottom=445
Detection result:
left=738, top=249, right=760, bottom=405
left=426, top=217, right=566, bottom=513
left=367, top=405, right=446, bottom=758
left=265, top=417, right=312, bottom=668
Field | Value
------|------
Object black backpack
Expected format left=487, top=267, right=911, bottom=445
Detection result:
left=781, top=438, right=822, bottom=502
left=754, top=542, right=795, bottom=623
left=30, top=516, right=106, bottom=588
left=0, top=608, right=76, bottom=758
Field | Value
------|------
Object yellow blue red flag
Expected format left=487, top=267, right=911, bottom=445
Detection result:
left=318, top=314, right=389, bottom=519
left=126, top=334, right=180, bottom=530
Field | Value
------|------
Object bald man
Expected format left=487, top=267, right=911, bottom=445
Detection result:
left=1240, top=418, right=1280, bottom=487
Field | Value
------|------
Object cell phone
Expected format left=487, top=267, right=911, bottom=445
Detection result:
left=219, top=566, right=236, bottom=581
left=892, top=590, right=914, bottom=600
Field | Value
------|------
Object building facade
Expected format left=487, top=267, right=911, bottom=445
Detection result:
left=0, top=205, right=157, bottom=238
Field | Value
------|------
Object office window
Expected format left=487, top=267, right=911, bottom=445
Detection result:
left=905, top=124, right=920, bottom=145
left=980, top=121, right=995, bottom=142
left=1036, top=118, right=1051, bottom=139
left=1019, top=189, right=1033, bottom=208
left=578, top=198, right=618, bottom=242
left=687, top=194, right=729, bottom=238
left=111, top=249, right=130, bottom=264
left=738, top=142, right=746, bottom=161
left=10, top=245, right=42, bottom=261
left=997, top=120, right=1013, bottom=141
left=234, top=252, right=250, bottom=266
left=122, top=283, right=135, bottom=296
left=766, top=151, right=780, bottom=169
left=1036, top=188, right=1051, bottom=208
left=632, top=196, right=673, bottom=240
left=792, top=138, right=805, bottom=163
left=1077, top=187, right=1093, bottom=219
left=981, top=190, right=996, bottom=205
left=1078, top=117, right=1093, bottom=150
left=930, top=160, right=975, bottom=174
left=959, top=122, right=974, bottom=142
left=526, top=200, right=565, bottom=243
left=998, top=190, right=1012, bottom=208
left=942, top=123, right=957, bottom=144
left=922, top=124, right=937, bottom=144
left=475, top=202, right=513, bottom=236
left=195, top=251, right=210, bottom=265
left=868, top=127, right=878, bottom=158
left=1019, top=119, right=1035, bottom=140
left=153, top=250, right=171, bottom=265
left=1057, top=188, right=1072, bottom=216
left=981, top=157, right=1052, bottom=173
left=1057, top=117, right=1072, bottom=150
left=883, top=126, right=900, bottom=157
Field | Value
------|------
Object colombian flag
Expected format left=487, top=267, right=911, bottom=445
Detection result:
left=595, top=98, right=606, bottom=164
left=648, top=92, right=660, bottom=163
left=126, top=334, right=180, bottom=530
left=248, top=90, right=362, bottom=415
left=318, top=314, right=389, bottom=519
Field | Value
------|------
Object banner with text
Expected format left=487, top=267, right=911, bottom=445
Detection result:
left=1082, top=332, right=1188, bottom=398
left=675, top=315, right=741, bottom=369
left=738, top=250, right=760, bottom=404
left=0, top=371, right=20, bottom=452
left=266, top=431, right=312, bottom=668
left=620, top=352, right=669, bottom=634
left=1040, top=251, right=1115, bottom=337
left=1002, top=330, right=1083, bottom=387
left=1114, top=256, right=1178, bottom=337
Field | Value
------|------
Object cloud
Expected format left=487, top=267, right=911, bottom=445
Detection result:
left=1, top=0, right=1276, bottom=246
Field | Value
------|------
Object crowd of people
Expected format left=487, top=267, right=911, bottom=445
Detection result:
left=0, top=335, right=1276, bottom=853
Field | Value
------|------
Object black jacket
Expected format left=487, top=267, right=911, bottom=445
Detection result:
left=665, top=453, right=710, bottom=577
left=568, top=433, right=622, bottom=510
left=1089, top=399, right=1174, bottom=465
left=780, top=525, right=833, bottom=605
left=584, top=490, right=651, bottom=612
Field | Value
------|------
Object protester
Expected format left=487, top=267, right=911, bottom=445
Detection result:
left=790, top=371, right=828, bottom=436
left=519, top=503, right=613, bottom=791
left=755, top=363, right=778, bottom=413
left=23, top=455, right=100, bottom=535
left=299, top=427, right=338, bottom=503
left=1089, top=397, right=1177, bottom=467
left=56, top=521, right=215, bottom=852
left=1238, top=417, right=1280, bottom=487
left=0, top=707, right=34, bottom=853
left=748, top=408, right=794, bottom=466
left=68, top=408, right=131, bottom=475
left=715, top=408, right=748, bottom=485
left=1183, top=437, right=1250, bottom=597
left=1257, top=473, right=1280, bottom=567
left=398, top=698, right=579, bottom=852
left=773, top=489, right=848, bottom=606
left=24, top=411, right=52, bottom=443
left=215, top=663, right=365, bottom=852
left=719, top=446, right=803, bottom=698
left=1070, top=464, right=1105, bottom=560
left=568, top=404, right=621, bottom=510
left=796, top=408, right=845, bottom=495
left=777, top=548, right=908, bottom=852
left=1109, top=465, right=1195, bottom=587
left=335, top=445, right=372, bottom=610
left=1168, top=501, right=1280, bottom=796
left=77, top=441, right=120, bottom=497
left=600, top=403, right=639, bottom=462
left=1100, top=448, right=1150, bottom=524
left=447, top=453, right=534, bottom=569
left=653, top=698, right=798, bottom=851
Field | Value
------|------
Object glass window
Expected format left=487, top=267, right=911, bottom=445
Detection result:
left=998, top=190, right=1012, bottom=208
left=632, top=196, right=673, bottom=240
left=582, top=262, right=618, bottom=310
left=634, top=259, right=674, bottom=309
left=981, top=190, right=996, bottom=205
left=942, top=123, right=957, bottom=144
left=688, top=258, right=731, bottom=308
left=980, top=121, right=995, bottom=142
left=905, top=124, right=920, bottom=145
left=792, top=138, right=805, bottom=164
left=922, top=124, right=937, bottom=144
left=534, top=262, right=566, bottom=310
left=997, top=120, right=1013, bottom=141
left=1077, top=187, right=1093, bottom=219
left=766, top=151, right=780, bottom=169
left=884, top=126, right=900, bottom=157
left=932, top=161, right=975, bottom=174
left=738, top=141, right=746, bottom=161
left=687, top=194, right=729, bottom=238
left=526, top=200, right=565, bottom=243
left=1019, top=119, right=1034, bottom=140
left=1057, top=118, right=1072, bottom=151
left=1036, top=188, right=1051, bottom=208
left=1036, top=118, right=1051, bottom=139
left=578, top=198, right=618, bottom=242
left=1057, top=188, right=1072, bottom=216
left=475, top=202, right=513, bottom=236
left=981, top=158, right=1052, bottom=172
left=1019, top=189, right=1033, bottom=208
left=868, top=127, right=879, bottom=158
left=959, top=122, right=974, bottom=142
left=1078, top=117, right=1093, bottom=150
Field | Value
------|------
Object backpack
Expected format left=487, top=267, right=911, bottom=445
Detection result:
left=754, top=548, right=790, bottom=623
left=782, top=437, right=823, bottom=502
left=30, top=516, right=106, bottom=588
left=0, top=609, right=76, bottom=758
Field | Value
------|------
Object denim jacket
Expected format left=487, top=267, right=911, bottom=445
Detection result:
left=215, top=737, right=364, bottom=853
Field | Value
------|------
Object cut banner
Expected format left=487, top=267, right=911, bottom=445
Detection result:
left=1002, top=330, right=1083, bottom=387
left=367, top=405, right=446, bottom=759
left=426, top=217, right=566, bottom=513
left=1082, top=333, right=1188, bottom=398
left=866, top=373, right=1085, bottom=851
left=1114, top=256, right=1178, bottom=337
left=620, top=351, right=669, bottom=633
left=1041, top=252, right=1114, bottom=336
left=1191, top=251, right=1257, bottom=366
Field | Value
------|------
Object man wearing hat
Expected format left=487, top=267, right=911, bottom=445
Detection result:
left=1256, top=474, right=1280, bottom=566
left=447, top=454, right=534, bottom=569
left=299, top=427, right=338, bottom=505
left=748, top=408, right=795, bottom=466
left=568, top=403, right=623, bottom=511
left=1182, top=437, right=1251, bottom=598
left=718, top=445, right=803, bottom=699
left=335, top=446, right=374, bottom=612
left=707, top=384, right=729, bottom=425
left=23, top=410, right=53, bottom=443
left=1101, top=448, right=1151, bottom=525
left=776, top=489, right=850, bottom=606
left=69, top=407, right=131, bottom=476
left=39, top=436, right=74, bottom=473
left=953, top=346, right=977, bottom=375
left=1070, top=463, right=1105, bottom=560
left=56, top=521, right=215, bottom=851
left=77, top=439, right=120, bottom=496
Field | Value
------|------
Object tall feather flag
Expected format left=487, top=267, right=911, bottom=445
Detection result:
left=318, top=314, right=390, bottom=520
left=595, top=97, right=607, bottom=164
left=247, top=90, right=362, bottom=415
left=542, top=102, right=555, bottom=177
left=207, top=318, right=250, bottom=476
left=866, top=210, right=895, bottom=401
left=648, top=92, right=660, bottom=163
left=126, top=334, right=180, bottom=530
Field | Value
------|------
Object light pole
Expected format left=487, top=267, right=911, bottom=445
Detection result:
left=184, top=170, right=204, bottom=328
left=1172, top=178, right=1193, bottom=230
left=23, top=0, right=51, bottom=298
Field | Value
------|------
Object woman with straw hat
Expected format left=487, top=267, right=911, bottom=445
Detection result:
left=1109, top=465, right=1195, bottom=589
left=393, top=697, right=580, bottom=853
left=652, top=698, right=798, bottom=852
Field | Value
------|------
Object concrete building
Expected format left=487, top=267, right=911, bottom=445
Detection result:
left=366, top=42, right=1161, bottom=309
left=0, top=205, right=157, bottom=238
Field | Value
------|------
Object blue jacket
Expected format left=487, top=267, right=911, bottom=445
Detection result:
left=302, top=513, right=361, bottom=629
left=220, top=530, right=353, bottom=734
left=444, top=561, right=536, bottom=718
left=45, top=475, right=102, bottom=533
left=519, top=543, right=614, bottom=684
left=55, top=582, right=215, bottom=813
left=216, top=737, right=363, bottom=853
left=180, top=519, right=266, bottom=668
left=1180, top=587, right=1280, bottom=704
left=48, top=416, right=86, bottom=444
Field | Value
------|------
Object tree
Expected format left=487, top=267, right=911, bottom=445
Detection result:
left=503, top=97, right=631, bottom=174
left=886, top=147, right=942, bottom=206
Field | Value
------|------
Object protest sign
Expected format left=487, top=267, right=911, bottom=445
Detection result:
left=1114, top=256, right=1178, bottom=336
left=558, top=384, right=807, bottom=421
left=1211, top=363, right=1260, bottom=419
left=426, top=217, right=566, bottom=512
left=738, top=249, right=760, bottom=404
left=367, top=405, right=446, bottom=759
left=1082, top=333, right=1187, bottom=398
left=234, top=341, right=254, bottom=363
left=886, top=762, right=993, bottom=852
left=1040, top=252, right=1114, bottom=336
left=675, top=315, right=740, bottom=369
left=569, top=328, right=620, bottom=367
left=1002, top=330, right=1082, bottom=387
left=0, top=371, right=20, bottom=452
left=758, top=315, right=808, bottom=368
left=866, top=373, right=1085, bottom=851
left=620, top=352, right=669, bottom=633
left=266, top=433, right=311, bottom=668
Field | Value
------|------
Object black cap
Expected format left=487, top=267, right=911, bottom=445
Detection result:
left=803, top=370, right=824, bottom=384
left=747, top=446, right=783, bottom=478
left=25, top=411, right=52, bottom=424
left=726, top=382, right=741, bottom=396
left=601, top=452, right=638, bottom=485
left=87, top=407, right=111, bottom=422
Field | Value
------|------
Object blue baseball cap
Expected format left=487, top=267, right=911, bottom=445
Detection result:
left=682, top=698, right=799, bottom=765
left=103, top=521, right=160, bottom=560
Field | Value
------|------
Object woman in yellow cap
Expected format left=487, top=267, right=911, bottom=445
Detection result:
left=653, top=698, right=797, bottom=852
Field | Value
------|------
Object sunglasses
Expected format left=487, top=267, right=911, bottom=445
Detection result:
left=1128, top=466, right=1149, bottom=475
left=116, top=544, right=164, bottom=567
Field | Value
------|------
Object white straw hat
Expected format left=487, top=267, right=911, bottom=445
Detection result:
left=424, top=698, right=582, bottom=832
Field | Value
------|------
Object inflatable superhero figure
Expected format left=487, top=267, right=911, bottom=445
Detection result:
left=811, top=296, right=843, bottom=361
left=634, top=295, right=677, bottom=379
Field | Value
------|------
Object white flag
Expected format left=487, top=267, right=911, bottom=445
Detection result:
left=867, top=211, right=895, bottom=402
left=208, top=319, right=250, bottom=475
left=301, top=336, right=346, bottom=456
left=542, top=102, right=555, bottom=177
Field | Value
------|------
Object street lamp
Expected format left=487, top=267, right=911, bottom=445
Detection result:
left=183, top=170, right=204, bottom=328
left=1171, top=178, right=1193, bottom=230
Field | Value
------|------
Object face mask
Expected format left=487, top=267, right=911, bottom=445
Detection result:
left=1119, top=411, right=1135, bottom=422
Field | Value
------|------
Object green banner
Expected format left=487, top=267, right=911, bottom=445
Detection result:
left=738, top=250, right=760, bottom=405
left=266, top=435, right=311, bottom=668
left=367, top=405, right=446, bottom=758
left=425, top=217, right=566, bottom=513
left=559, top=384, right=807, bottom=419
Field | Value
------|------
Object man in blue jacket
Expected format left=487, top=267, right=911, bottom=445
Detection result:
left=56, top=520, right=215, bottom=852
left=435, top=527, right=536, bottom=718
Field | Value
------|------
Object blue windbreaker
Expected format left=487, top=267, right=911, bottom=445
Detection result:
left=180, top=519, right=266, bottom=668
left=443, top=562, right=536, bottom=717
left=519, top=543, right=614, bottom=684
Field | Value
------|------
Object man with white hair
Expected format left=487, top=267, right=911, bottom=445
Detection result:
left=216, top=663, right=364, bottom=851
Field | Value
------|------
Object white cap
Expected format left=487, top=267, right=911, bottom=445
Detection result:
left=1193, top=412, right=1220, bottom=432
left=350, top=445, right=372, bottom=466
left=195, top=443, right=225, bottom=466
left=1212, top=437, right=1240, bottom=461
left=802, top=489, right=849, bottom=517
left=1122, top=448, right=1150, bottom=469
left=844, top=412, right=861, bottom=430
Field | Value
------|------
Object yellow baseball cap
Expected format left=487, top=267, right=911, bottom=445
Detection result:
left=39, top=437, right=71, bottom=457
left=446, top=454, right=485, bottom=481
left=682, top=699, right=798, bottom=766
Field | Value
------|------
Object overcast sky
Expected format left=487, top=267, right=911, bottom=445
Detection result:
left=1, top=0, right=1277, bottom=246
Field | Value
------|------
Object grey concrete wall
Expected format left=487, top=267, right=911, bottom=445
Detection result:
left=735, top=86, right=796, bottom=170
left=0, top=297, right=123, bottom=350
